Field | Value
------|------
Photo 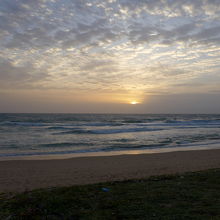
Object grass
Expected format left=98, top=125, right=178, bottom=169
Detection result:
left=0, top=169, right=220, bottom=219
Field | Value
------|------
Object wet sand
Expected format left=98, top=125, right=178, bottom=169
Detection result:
left=0, top=149, right=220, bottom=192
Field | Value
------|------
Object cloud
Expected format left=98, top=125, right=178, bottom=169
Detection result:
left=0, top=59, right=50, bottom=88
left=0, top=0, right=220, bottom=97
left=81, top=59, right=117, bottom=72
left=117, top=0, right=220, bottom=17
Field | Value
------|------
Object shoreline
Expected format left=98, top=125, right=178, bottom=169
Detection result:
left=1, top=142, right=220, bottom=161
left=1, top=148, right=220, bottom=192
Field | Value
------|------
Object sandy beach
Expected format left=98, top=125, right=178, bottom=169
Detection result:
left=0, top=149, right=220, bottom=193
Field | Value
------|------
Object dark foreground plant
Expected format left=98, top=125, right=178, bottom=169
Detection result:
left=1, top=169, right=220, bottom=219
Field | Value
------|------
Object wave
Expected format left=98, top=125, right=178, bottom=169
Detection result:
left=56, top=127, right=163, bottom=135
left=39, top=142, right=93, bottom=148
left=165, top=119, right=220, bottom=125
left=0, top=121, right=46, bottom=126
left=122, top=117, right=167, bottom=123
left=80, top=122, right=123, bottom=126
left=47, top=122, right=123, bottom=130
left=1, top=118, right=220, bottom=128
left=0, top=150, right=89, bottom=157
left=1, top=138, right=220, bottom=158
left=3, top=140, right=220, bottom=158
left=136, top=120, right=220, bottom=128
left=0, top=144, right=169, bottom=157
left=0, top=147, right=104, bottom=157
left=47, top=126, right=72, bottom=130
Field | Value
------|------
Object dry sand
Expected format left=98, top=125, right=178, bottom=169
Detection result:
left=0, top=149, right=220, bottom=193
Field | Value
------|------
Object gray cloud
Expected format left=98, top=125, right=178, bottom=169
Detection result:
left=117, top=0, right=220, bottom=17
left=0, top=0, right=219, bottom=94
left=1, top=0, right=220, bottom=51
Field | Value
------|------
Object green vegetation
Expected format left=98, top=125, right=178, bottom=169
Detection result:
left=1, top=169, right=220, bottom=219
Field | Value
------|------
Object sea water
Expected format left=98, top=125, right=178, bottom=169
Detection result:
left=0, top=113, right=220, bottom=158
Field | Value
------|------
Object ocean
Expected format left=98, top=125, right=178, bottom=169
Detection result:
left=0, top=113, right=220, bottom=159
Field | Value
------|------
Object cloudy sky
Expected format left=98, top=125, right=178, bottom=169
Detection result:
left=0, top=0, right=220, bottom=113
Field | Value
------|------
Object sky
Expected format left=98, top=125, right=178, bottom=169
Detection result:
left=0, top=0, right=220, bottom=113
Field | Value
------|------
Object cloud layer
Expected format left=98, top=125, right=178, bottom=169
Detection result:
left=0, top=0, right=220, bottom=109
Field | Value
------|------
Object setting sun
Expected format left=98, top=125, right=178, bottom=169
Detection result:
left=130, top=101, right=139, bottom=105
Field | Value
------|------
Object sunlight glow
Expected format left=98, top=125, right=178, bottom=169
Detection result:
left=130, top=101, right=139, bottom=105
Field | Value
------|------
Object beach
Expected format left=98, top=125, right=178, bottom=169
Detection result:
left=1, top=149, right=220, bottom=193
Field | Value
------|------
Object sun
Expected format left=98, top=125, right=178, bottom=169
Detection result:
left=130, top=101, right=139, bottom=105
